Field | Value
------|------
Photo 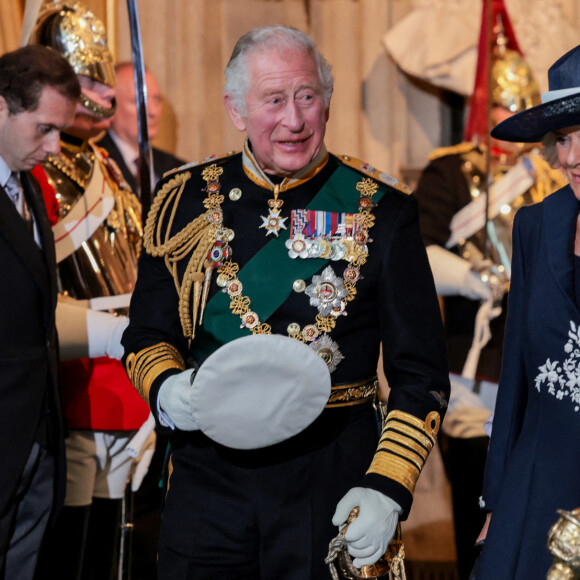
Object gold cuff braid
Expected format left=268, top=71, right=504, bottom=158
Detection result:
left=366, top=410, right=441, bottom=494
left=125, top=342, right=186, bottom=405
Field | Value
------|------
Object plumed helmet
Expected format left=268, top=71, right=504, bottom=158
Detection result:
left=31, top=1, right=115, bottom=88
left=490, top=33, right=540, bottom=114
left=30, top=2, right=116, bottom=119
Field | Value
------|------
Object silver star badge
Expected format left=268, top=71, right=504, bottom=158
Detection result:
left=305, top=265, right=348, bottom=317
left=309, top=333, right=345, bottom=372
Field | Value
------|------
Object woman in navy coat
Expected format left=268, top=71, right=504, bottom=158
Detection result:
left=476, top=44, right=580, bottom=579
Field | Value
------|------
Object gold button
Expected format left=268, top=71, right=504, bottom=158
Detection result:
left=229, top=188, right=242, bottom=201
left=293, top=279, right=306, bottom=293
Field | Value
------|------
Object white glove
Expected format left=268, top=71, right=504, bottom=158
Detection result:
left=126, top=414, right=157, bottom=492
left=461, top=297, right=503, bottom=379
left=158, top=369, right=199, bottom=431
left=86, top=309, right=129, bottom=360
left=332, top=487, right=402, bottom=568
left=56, top=297, right=129, bottom=361
left=426, top=245, right=491, bottom=301
left=130, top=431, right=156, bottom=492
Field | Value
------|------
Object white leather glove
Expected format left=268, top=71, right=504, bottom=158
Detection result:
left=461, top=297, right=503, bottom=379
left=86, top=309, right=129, bottom=360
left=56, top=297, right=129, bottom=361
left=126, top=413, right=157, bottom=491
left=426, top=245, right=491, bottom=301
left=332, top=487, right=402, bottom=568
left=158, top=369, right=199, bottom=431
left=130, top=430, right=156, bottom=492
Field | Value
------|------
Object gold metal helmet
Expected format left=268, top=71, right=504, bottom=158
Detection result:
left=490, top=31, right=540, bottom=114
left=31, top=1, right=117, bottom=118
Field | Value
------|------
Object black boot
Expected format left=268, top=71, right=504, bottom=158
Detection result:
left=81, top=497, right=123, bottom=580
left=34, top=505, right=91, bottom=580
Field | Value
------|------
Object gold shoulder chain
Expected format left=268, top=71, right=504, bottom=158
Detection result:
left=143, top=167, right=231, bottom=339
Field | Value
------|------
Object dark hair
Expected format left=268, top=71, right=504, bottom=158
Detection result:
left=0, top=45, right=80, bottom=114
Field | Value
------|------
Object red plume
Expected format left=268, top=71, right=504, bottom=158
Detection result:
left=463, top=0, right=522, bottom=142
left=30, top=164, right=59, bottom=225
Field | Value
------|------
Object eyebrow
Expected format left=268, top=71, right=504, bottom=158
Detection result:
left=38, top=122, right=65, bottom=132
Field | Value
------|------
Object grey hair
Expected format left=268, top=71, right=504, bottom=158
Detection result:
left=541, top=132, right=560, bottom=167
left=224, top=25, right=334, bottom=117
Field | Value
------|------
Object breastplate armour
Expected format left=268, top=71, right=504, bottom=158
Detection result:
left=458, top=148, right=563, bottom=273
left=43, top=140, right=142, bottom=303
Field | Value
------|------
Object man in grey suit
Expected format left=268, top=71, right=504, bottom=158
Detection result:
left=0, top=45, right=79, bottom=579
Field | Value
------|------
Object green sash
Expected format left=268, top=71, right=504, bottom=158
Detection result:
left=194, top=165, right=386, bottom=357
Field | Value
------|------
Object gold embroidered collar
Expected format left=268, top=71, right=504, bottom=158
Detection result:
left=242, top=139, right=329, bottom=192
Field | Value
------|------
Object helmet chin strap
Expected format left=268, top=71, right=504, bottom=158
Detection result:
left=79, top=94, right=117, bottom=119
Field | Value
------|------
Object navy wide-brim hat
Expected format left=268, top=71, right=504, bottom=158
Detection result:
left=491, top=44, right=580, bottom=143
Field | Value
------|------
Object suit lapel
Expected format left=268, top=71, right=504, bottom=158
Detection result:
left=543, top=185, right=579, bottom=310
left=99, top=133, right=138, bottom=194
left=0, top=174, right=53, bottom=306
left=22, top=172, right=57, bottom=307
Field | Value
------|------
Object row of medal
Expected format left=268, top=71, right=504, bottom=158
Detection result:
left=285, top=209, right=370, bottom=261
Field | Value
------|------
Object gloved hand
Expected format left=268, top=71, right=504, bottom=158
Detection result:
left=125, top=413, right=157, bottom=492
left=332, top=487, right=402, bottom=568
left=56, top=297, right=129, bottom=361
left=158, top=369, right=199, bottom=431
left=86, top=309, right=129, bottom=360
left=426, top=245, right=491, bottom=301
left=130, top=429, right=156, bottom=492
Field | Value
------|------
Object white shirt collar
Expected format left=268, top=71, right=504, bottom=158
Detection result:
left=108, top=130, right=139, bottom=171
left=0, top=156, right=12, bottom=189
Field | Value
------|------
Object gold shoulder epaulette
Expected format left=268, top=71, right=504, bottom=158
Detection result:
left=366, top=409, right=441, bottom=494
left=163, top=150, right=240, bottom=179
left=428, top=142, right=476, bottom=162
left=338, top=154, right=412, bottom=195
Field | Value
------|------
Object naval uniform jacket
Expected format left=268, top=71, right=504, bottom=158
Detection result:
left=0, top=170, right=63, bottom=516
left=122, top=147, right=450, bottom=516
left=478, top=185, right=580, bottom=579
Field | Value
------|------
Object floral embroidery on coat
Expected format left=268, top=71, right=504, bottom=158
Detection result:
left=535, top=321, right=580, bottom=412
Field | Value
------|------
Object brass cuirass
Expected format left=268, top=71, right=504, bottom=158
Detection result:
left=43, top=139, right=142, bottom=304
left=458, top=147, right=566, bottom=273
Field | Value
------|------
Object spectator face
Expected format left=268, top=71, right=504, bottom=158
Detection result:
left=111, top=67, right=163, bottom=146
left=225, top=47, right=329, bottom=178
left=0, top=85, right=76, bottom=171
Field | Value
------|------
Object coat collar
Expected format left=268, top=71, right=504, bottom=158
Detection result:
left=543, top=184, right=580, bottom=307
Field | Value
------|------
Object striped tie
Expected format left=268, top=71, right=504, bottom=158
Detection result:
left=6, top=172, right=34, bottom=235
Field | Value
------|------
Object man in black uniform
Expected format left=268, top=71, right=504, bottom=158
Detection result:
left=122, top=25, right=450, bottom=579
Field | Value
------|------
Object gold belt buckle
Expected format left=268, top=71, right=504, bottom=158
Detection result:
left=326, top=377, right=378, bottom=408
